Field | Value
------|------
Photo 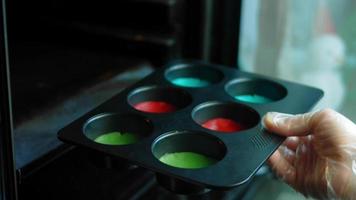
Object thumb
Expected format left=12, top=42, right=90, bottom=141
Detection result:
left=263, top=111, right=316, bottom=137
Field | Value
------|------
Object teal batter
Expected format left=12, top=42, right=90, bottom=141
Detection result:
left=171, top=77, right=211, bottom=88
left=235, top=94, right=273, bottom=104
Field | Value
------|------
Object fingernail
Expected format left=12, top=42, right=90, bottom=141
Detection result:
left=285, top=137, right=297, bottom=143
left=265, top=112, right=293, bottom=128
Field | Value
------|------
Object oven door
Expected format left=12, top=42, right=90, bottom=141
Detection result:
left=0, top=0, right=17, bottom=199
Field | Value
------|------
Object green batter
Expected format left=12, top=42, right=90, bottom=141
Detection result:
left=94, top=131, right=138, bottom=145
left=159, top=152, right=216, bottom=169
left=235, top=94, right=273, bottom=104
left=171, top=77, right=211, bottom=88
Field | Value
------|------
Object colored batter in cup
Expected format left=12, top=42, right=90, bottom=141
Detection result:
left=159, top=152, right=216, bottom=169
left=202, top=118, right=245, bottom=133
left=94, top=131, right=138, bottom=145
left=134, top=101, right=177, bottom=113
left=171, top=77, right=211, bottom=88
left=234, top=94, right=273, bottom=104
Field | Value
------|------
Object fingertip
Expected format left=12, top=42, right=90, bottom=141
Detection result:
left=263, top=111, right=314, bottom=137
left=263, top=112, right=289, bottom=136
left=262, top=112, right=277, bottom=130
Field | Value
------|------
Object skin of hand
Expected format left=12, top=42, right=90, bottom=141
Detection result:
left=263, top=109, right=356, bottom=200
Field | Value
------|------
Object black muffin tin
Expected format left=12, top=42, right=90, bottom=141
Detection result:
left=58, top=60, right=323, bottom=191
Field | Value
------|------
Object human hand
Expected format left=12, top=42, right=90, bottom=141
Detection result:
left=263, top=109, right=356, bottom=199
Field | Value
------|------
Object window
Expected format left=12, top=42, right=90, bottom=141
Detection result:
left=239, top=1, right=356, bottom=198
left=240, top=0, right=356, bottom=121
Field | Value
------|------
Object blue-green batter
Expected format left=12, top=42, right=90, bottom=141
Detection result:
left=235, top=94, right=273, bottom=104
left=171, top=77, right=211, bottom=88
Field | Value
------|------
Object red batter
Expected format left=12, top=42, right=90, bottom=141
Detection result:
left=202, top=118, right=244, bottom=133
left=134, top=101, right=176, bottom=113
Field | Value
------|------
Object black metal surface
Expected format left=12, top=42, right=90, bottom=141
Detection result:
left=182, top=0, right=242, bottom=67
left=7, top=0, right=186, bottom=68
left=153, top=131, right=225, bottom=194
left=156, top=172, right=211, bottom=195
left=43, top=0, right=183, bottom=33
left=0, top=0, right=17, bottom=199
left=58, top=59, right=323, bottom=191
left=18, top=147, right=157, bottom=200
left=9, top=42, right=152, bottom=123
left=18, top=145, right=254, bottom=200
left=13, top=64, right=153, bottom=176
left=208, top=0, right=242, bottom=66
left=2, top=0, right=245, bottom=198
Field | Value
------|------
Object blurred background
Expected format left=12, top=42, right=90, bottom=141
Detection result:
left=240, top=0, right=356, bottom=121
left=239, top=1, right=356, bottom=198
left=1, top=0, right=355, bottom=199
